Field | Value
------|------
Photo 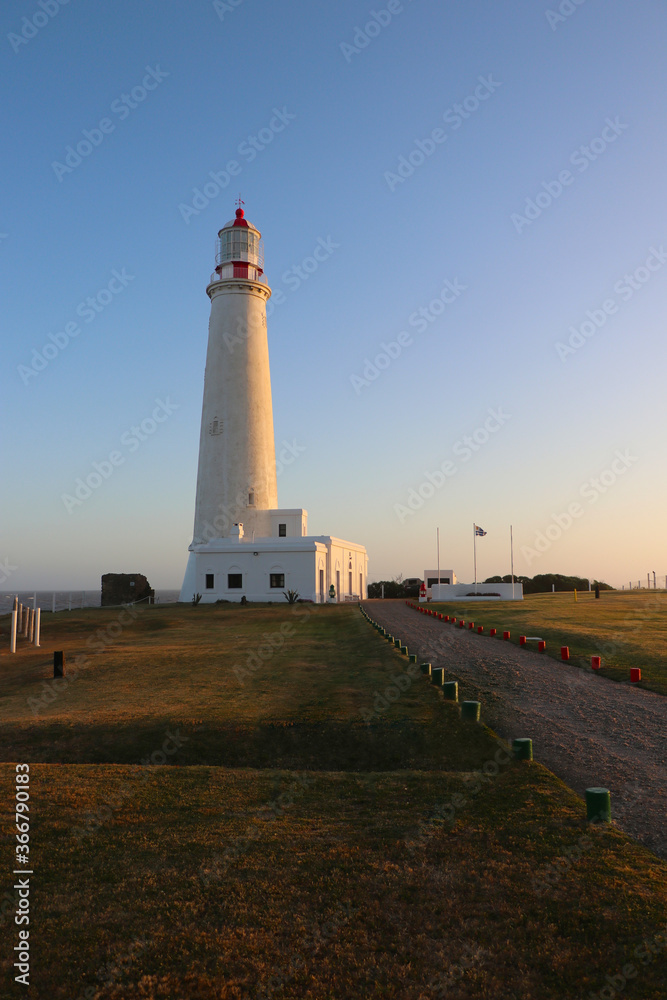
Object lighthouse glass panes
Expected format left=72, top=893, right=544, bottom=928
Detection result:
left=218, top=228, right=262, bottom=267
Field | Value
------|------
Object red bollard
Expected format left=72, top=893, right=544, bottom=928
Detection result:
left=451, top=618, right=457, bottom=624
left=561, top=647, right=570, bottom=661
left=477, top=626, right=483, bottom=634
left=591, top=656, right=601, bottom=670
left=503, top=631, right=510, bottom=640
left=538, top=640, right=546, bottom=652
left=468, top=622, right=474, bottom=630
left=444, top=615, right=450, bottom=622
left=519, top=635, right=526, bottom=646
left=489, top=628, right=496, bottom=637
left=630, top=668, right=641, bottom=683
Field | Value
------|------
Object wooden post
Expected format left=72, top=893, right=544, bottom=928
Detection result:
left=10, top=611, right=17, bottom=653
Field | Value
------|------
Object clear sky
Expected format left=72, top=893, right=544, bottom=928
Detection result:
left=2, top=0, right=666, bottom=592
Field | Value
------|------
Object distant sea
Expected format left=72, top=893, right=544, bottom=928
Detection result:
left=0, top=590, right=181, bottom=614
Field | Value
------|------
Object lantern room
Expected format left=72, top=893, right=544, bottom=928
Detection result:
left=212, top=207, right=265, bottom=283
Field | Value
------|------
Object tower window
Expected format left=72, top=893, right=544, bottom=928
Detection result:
left=248, top=491, right=255, bottom=506
left=270, top=573, right=285, bottom=588
left=228, top=574, right=242, bottom=589
left=278, top=523, right=286, bottom=537
left=205, top=574, right=214, bottom=589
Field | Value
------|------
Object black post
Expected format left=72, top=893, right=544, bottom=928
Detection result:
left=54, top=651, right=65, bottom=677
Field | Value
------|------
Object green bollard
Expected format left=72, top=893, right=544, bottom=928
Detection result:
left=443, top=680, right=458, bottom=701
left=394, top=638, right=401, bottom=647
left=400, top=645, right=408, bottom=655
left=431, top=667, right=445, bottom=686
left=409, top=653, right=417, bottom=663
left=513, top=738, right=533, bottom=760
left=461, top=700, right=481, bottom=722
left=586, top=787, right=611, bottom=823
left=420, top=662, right=431, bottom=675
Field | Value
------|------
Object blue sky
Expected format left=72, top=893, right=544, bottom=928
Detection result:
left=2, top=0, right=666, bottom=591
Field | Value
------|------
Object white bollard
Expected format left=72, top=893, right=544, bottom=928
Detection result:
left=22, top=604, right=28, bottom=637
left=10, top=611, right=17, bottom=653
left=34, top=608, right=40, bottom=647
left=28, top=608, right=34, bottom=642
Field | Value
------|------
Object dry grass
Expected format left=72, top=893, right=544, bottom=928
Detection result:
left=428, top=590, right=667, bottom=694
left=0, top=603, right=665, bottom=997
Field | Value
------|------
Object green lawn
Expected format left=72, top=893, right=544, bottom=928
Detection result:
left=0, top=603, right=665, bottom=998
left=427, top=590, right=667, bottom=695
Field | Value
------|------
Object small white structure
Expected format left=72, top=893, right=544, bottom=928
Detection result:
left=431, top=582, right=523, bottom=601
left=179, top=205, right=368, bottom=603
left=423, top=569, right=457, bottom=599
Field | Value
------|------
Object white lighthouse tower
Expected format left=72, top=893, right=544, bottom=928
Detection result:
left=180, top=203, right=368, bottom=603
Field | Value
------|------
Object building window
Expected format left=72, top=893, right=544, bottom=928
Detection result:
left=248, top=491, right=255, bottom=506
left=270, top=573, right=285, bottom=589
left=349, top=571, right=352, bottom=594
left=360, top=572, right=363, bottom=596
left=278, top=523, right=286, bottom=537
left=428, top=577, right=451, bottom=587
left=228, top=574, right=242, bottom=589
left=205, top=574, right=214, bottom=589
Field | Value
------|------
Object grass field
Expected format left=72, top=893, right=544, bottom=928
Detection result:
left=1, top=602, right=665, bottom=998
left=428, top=590, right=667, bottom=695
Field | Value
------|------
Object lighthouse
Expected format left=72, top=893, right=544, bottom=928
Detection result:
left=192, top=205, right=277, bottom=542
left=179, top=203, right=368, bottom=603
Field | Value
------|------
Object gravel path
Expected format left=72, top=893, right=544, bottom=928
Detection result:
left=364, top=601, right=667, bottom=858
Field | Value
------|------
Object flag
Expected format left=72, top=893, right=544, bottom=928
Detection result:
left=475, top=525, right=487, bottom=536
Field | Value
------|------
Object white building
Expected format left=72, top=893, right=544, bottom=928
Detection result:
left=423, top=569, right=457, bottom=599
left=179, top=205, right=368, bottom=603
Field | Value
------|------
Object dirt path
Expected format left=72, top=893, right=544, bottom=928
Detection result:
left=364, top=601, right=667, bottom=858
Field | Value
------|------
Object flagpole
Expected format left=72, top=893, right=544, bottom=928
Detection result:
left=437, top=527, right=440, bottom=588
left=473, top=522, right=477, bottom=590
left=510, top=525, right=515, bottom=599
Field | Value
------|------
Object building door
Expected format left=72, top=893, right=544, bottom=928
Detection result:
left=349, top=571, right=352, bottom=596
left=319, top=568, right=324, bottom=603
left=336, top=570, right=340, bottom=601
left=360, top=572, right=363, bottom=598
